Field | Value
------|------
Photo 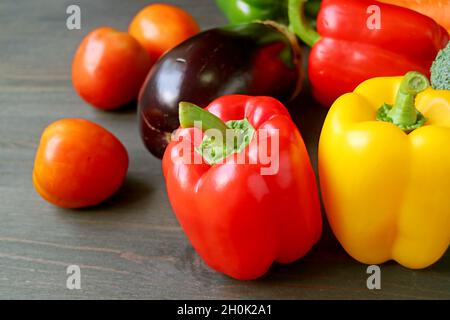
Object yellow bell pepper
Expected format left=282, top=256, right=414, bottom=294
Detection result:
left=319, top=72, right=450, bottom=269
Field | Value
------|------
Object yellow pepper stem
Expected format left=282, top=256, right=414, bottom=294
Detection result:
left=377, top=71, right=429, bottom=132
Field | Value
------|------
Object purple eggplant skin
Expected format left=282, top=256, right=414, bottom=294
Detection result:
left=138, top=22, right=303, bottom=158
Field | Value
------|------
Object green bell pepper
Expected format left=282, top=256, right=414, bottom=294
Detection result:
left=215, top=0, right=321, bottom=25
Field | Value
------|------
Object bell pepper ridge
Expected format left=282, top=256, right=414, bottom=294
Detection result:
left=378, top=0, right=450, bottom=34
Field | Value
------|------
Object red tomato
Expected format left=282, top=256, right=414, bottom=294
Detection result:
left=72, top=27, right=152, bottom=110
left=129, top=4, right=200, bottom=61
left=33, top=119, right=129, bottom=208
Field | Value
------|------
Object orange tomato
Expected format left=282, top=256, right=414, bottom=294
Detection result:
left=33, top=119, right=129, bottom=208
left=72, top=27, right=152, bottom=110
left=129, top=4, right=200, bottom=61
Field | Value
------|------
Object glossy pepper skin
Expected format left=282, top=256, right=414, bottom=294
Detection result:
left=163, top=95, right=322, bottom=280
left=138, top=22, right=303, bottom=159
left=378, top=0, right=450, bottom=34
left=319, top=73, right=450, bottom=269
left=289, top=0, right=449, bottom=107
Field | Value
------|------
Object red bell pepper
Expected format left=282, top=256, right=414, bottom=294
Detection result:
left=162, top=95, right=322, bottom=280
left=289, top=0, right=449, bottom=106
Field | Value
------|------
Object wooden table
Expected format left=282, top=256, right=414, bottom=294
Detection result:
left=0, top=0, right=448, bottom=300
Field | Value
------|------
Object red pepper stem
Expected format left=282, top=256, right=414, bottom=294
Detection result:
left=179, top=102, right=255, bottom=165
left=179, top=102, right=229, bottom=138
left=288, top=0, right=321, bottom=47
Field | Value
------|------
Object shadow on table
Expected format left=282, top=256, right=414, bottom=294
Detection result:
left=74, top=174, right=155, bottom=213
left=90, top=100, right=138, bottom=115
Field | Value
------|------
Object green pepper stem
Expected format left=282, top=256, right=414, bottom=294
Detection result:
left=288, top=0, right=321, bottom=47
left=388, top=72, right=429, bottom=127
left=179, top=102, right=229, bottom=138
left=376, top=71, right=429, bottom=132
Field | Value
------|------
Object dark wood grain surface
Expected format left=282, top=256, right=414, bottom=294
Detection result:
left=0, top=0, right=448, bottom=300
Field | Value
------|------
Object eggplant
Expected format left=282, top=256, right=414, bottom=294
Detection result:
left=138, top=22, right=303, bottom=158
